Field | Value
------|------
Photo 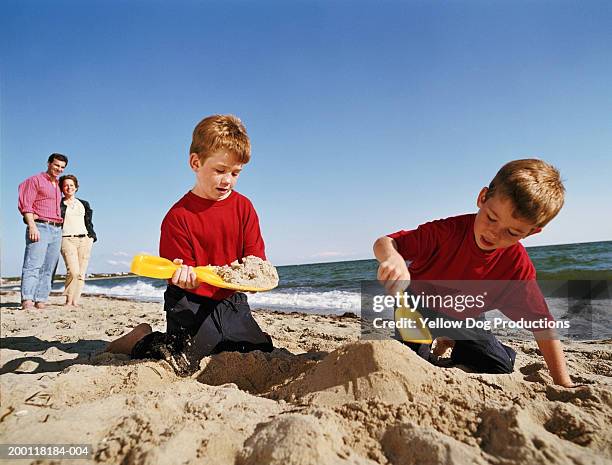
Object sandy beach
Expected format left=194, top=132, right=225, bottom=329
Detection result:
left=1, top=290, right=611, bottom=464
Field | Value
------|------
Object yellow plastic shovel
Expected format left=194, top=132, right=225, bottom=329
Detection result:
left=394, top=293, right=433, bottom=344
left=130, top=254, right=277, bottom=292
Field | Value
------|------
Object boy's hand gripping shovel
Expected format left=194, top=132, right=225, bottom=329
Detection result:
left=130, top=255, right=277, bottom=292
left=394, top=293, right=433, bottom=344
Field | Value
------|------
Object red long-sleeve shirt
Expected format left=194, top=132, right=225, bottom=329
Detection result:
left=160, top=190, right=266, bottom=300
left=18, top=172, right=63, bottom=222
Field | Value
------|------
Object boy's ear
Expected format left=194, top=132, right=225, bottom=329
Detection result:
left=189, top=153, right=201, bottom=171
left=476, top=187, right=488, bottom=208
left=526, top=227, right=543, bottom=238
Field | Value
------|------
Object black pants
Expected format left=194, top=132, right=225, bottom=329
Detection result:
left=131, top=286, right=273, bottom=373
left=403, top=306, right=516, bottom=374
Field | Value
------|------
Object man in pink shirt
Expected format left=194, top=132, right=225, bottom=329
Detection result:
left=18, top=153, right=68, bottom=309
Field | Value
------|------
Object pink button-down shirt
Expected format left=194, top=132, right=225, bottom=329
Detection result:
left=18, top=172, right=63, bottom=223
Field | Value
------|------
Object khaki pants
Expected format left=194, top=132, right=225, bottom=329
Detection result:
left=61, top=236, right=93, bottom=303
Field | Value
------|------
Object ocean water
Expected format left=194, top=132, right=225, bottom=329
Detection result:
left=6, top=241, right=609, bottom=339
left=528, top=240, right=612, bottom=281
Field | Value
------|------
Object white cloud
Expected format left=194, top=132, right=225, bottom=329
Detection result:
left=107, top=260, right=131, bottom=267
left=112, top=251, right=131, bottom=257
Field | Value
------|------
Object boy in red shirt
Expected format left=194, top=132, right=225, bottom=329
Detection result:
left=107, top=115, right=273, bottom=373
left=373, top=159, right=574, bottom=387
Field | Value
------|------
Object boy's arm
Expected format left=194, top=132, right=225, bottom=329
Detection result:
left=242, top=201, right=266, bottom=259
left=160, top=211, right=200, bottom=290
left=533, top=329, right=574, bottom=387
left=373, top=236, right=411, bottom=294
left=498, top=273, right=573, bottom=386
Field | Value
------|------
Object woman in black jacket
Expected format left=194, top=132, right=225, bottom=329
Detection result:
left=59, top=174, right=97, bottom=307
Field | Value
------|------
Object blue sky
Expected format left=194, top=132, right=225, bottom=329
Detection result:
left=2, top=0, right=611, bottom=276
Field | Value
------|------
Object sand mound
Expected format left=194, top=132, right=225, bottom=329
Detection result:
left=238, top=413, right=378, bottom=465
left=270, top=340, right=465, bottom=405
left=381, top=422, right=488, bottom=465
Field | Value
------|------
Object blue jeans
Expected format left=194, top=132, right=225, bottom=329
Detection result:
left=21, top=223, right=62, bottom=302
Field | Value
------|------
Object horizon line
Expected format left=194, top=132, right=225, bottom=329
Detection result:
left=0, top=238, right=609, bottom=279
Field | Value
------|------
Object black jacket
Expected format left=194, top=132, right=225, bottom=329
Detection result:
left=60, top=198, right=97, bottom=242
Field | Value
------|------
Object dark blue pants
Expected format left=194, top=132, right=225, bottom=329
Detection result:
left=404, top=307, right=516, bottom=374
left=131, top=286, right=273, bottom=374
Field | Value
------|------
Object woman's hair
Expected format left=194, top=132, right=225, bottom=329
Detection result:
left=59, top=174, right=79, bottom=190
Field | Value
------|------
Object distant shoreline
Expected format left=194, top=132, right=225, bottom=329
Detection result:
left=0, top=273, right=135, bottom=289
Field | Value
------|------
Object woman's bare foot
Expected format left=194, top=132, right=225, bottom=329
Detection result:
left=432, top=337, right=455, bottom=357
left=106, top=323, right=152, bottom=354
left=21, top=300, right=34, bottom=310
left=34, top=301, right=46, bottom=309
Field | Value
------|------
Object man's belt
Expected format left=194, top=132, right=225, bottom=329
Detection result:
left=34, top=219, right=63, bottom=227
left=63, top=234, right=87, bottom=238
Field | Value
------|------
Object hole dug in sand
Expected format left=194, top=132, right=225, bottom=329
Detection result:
left=544, top=403, right=600, bottom=446
left=196, top=349, right=322, bottom=394
left=477, top=406, right=609, bottom=465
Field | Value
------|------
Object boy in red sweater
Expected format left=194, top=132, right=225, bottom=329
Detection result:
left=107, top=115, right=273, bottom=373
left=373, top=159, right=574, bottom=387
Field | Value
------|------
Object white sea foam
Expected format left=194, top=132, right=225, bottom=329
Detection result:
left=79, top=280, right=360, bottom=314
left=82, top=281, right=165, bottom=301
left=248, top=290, right=361, bottom=314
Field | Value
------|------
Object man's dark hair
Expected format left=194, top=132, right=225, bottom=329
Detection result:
left=48, top=153, right=68, bottom=165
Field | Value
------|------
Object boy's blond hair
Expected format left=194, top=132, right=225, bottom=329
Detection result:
left=190, top=114, right=251, bottom=163
left=485, top=158, right=565, bottom=227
